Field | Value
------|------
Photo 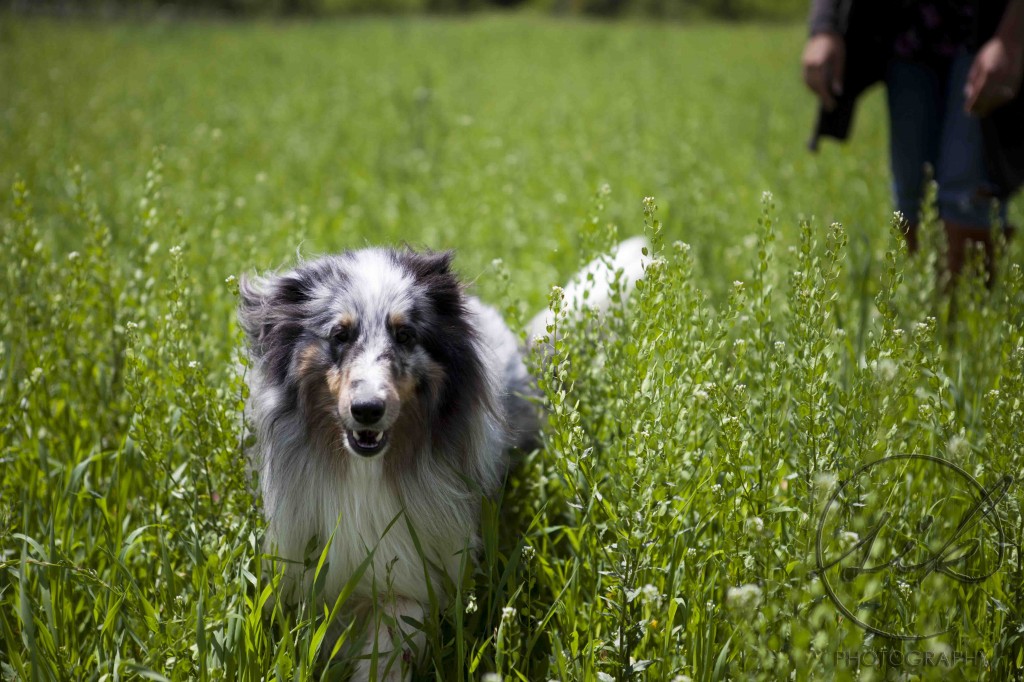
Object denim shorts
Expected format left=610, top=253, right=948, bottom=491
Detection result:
left=886, top=51, right=1007, bottom=229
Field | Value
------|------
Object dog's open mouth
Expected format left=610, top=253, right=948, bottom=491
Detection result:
left=346, top=429, right=388, bottom=457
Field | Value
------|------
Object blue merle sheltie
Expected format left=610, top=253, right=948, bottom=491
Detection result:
left=238, top=239, right=648, bottom=681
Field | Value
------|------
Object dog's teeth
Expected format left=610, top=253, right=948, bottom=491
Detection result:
left=372, top=431, right=383, bottom=444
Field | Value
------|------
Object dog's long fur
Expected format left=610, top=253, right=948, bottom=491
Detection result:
left=239, top=240, right=647, bottom=680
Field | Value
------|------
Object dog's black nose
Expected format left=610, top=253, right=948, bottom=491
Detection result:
left=351, top=399, right=386, bottom=425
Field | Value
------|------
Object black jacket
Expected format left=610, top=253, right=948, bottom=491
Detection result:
left=808, top=0, right=1024, bottom=198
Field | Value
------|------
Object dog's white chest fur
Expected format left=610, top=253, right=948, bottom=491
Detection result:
left=267, top=454, right=474, bottom=606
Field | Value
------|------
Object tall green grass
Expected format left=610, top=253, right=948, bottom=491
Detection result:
left=2, top=14, right=1023, bottom=682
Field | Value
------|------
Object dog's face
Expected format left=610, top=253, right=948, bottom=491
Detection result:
left=240, top=249, right=480, bottom=461
left=320, top=304, right=432, bottom=457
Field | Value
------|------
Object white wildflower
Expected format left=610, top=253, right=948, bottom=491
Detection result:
left=465, top=593, right=478, bottom=614
left=640, top=584, right=662, bottom=607
left=872, top=358, right=898, bottom=382
left=947, top=434, right=971, bottom=459
left=726, top=584, right=762, bottom=614
left=744, top=516, right=764, bottom=536
left=814, top=471, right=837, bottom=492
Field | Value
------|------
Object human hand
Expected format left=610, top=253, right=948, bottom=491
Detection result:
left=802, top=32, right=845, bottom=111
left=965, top=36, right=1023, bottom=116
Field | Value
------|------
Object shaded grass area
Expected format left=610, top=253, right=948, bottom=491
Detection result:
left=2, top=14, right=1023, bottom=681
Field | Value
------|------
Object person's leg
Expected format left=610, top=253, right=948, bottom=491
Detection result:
left=935, top=50, right=1009, bottom=283
left=886, top=59, right=944, bottom=253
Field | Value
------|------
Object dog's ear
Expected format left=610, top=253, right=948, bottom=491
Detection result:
left=238, top=270, right=314, bottom=384
left=239, top=271, right=316, bottom=358
left=402, top=250, right=470, bottom=329
left=404, top=250, right=455, bottom=281
left=238, top=274, right=270, bottom=354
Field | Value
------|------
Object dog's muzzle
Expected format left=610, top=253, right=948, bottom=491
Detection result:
left=345, top=398, right=389, bottom=457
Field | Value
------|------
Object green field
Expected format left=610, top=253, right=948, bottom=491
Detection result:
left=2, top=14, right=1024, bottom=681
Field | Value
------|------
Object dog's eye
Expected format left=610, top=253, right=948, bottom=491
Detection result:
left=394, top=326, right=417, bottom=347
left=331, top=324, right=353, bottom=345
